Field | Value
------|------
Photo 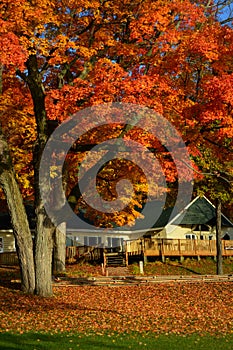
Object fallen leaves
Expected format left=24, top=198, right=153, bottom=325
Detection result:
left=0, top=282, right=232, bottom=335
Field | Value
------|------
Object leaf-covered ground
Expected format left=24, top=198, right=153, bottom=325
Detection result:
left=0, top=282, right=233, bottom=335
left=1, top=261, right=233, bottom=336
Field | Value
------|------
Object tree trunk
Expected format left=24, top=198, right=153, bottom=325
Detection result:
left=34, top=204, right=54, bottom=296
left=216, top=198, right=223, bottom=275
left=24, top=54, right=55, bottom=297
left=34, top=141, right=54, bottom=296
left=0, top=127, right=35, bottom=294
left=53, top=222, right=66, bottom=274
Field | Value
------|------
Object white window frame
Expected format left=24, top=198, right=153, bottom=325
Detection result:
left=107, top=237, right=124, bottom=248
left=185, top=234, right=197, bottom=240
left=84, top=236, right=102, bottom=246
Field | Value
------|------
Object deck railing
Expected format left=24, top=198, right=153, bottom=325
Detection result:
left=126, top=238, right=233, bottom=258
left=0, top=252, right=18, bottom=265
left=66, top=245, right=103, bottom=263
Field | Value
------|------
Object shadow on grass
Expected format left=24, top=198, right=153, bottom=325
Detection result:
left=0, top=332, right=134, bottom=350
left=1, top=332, right=233, bottom=350
left=166, top=263, right=202, bottom=275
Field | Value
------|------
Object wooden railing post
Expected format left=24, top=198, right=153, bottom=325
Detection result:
left=103, top=252, right=106, bottom=271
left=178, top=239, right=181, bottom=256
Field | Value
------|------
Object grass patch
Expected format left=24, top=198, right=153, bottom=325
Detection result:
left=0, top=332, right=233, bottom=350
left=128, top=257, right=233, bottom=276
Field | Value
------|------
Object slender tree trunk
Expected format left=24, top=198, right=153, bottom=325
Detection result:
left=0, top=126, right=35, bottom=294
left=53, top=222, right=66, bottom=274
left=216, top=198, right=223, bottom=275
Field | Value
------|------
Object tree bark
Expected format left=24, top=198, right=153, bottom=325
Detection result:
left=53, top=222, right=66, bottom=274
left=0, top=126, right=35, bottom=294
left=216, top=198, right=223, bottom=275
left=25, top=54, right=55, bottom=296
left=34, top=207, right=54, bottom=296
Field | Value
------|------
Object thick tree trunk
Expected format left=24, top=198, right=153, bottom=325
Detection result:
left=216, top=198, right=223, bottom=275
left=33, top=138, right=55, bottom=296
left=0, top=127, right=35, bottom=294
left=53, top=222, right=66, bottom=274
left=34, top=204, right=54, bottom=296
left=22, top=54, right=55, bottom=297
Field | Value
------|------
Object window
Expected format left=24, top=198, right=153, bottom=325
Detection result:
left=0, top=237, right=3, bottom=253
left=107, top=237, right=124, bottom=248
left=84, top=236, right=102, bottom=246
left=185, top=234, right=196, bottom=240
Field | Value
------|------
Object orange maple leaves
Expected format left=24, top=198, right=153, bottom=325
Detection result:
left=1, top=281, right=233, bottom=335
left=0, top=0, right=232, bottom=222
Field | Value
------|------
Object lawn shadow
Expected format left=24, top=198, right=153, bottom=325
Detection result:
left=166, top=263, right=202, bottom=275
left=0, top=332, right=132, bottom=350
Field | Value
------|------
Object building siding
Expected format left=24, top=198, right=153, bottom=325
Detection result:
left=0, top=231, right=16, bottom=253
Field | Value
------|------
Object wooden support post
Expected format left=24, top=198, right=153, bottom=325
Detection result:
left=103, top=252, right=106, bottom=271
left=178, top=239, right=181, bottom=256
left=125, top=251, right=128, bottom=266
left=101, top=263, right=105, bottom=275
left=194, top=238, right=197, bottom=256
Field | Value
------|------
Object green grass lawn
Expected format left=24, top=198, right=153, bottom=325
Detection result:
left=128, top=257, right=233, bottom=276
left=0, top=332, right=233, bottom=350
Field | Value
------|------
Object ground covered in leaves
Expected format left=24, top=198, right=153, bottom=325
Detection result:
left=0, top=280, right=232, bottom=335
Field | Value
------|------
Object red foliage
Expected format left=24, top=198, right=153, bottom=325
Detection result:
left=0, top=282, right=232, bottom=335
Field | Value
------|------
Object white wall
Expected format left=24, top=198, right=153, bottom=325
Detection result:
left=164, top=225, right=233, bottom=240
left=0, top=231, right=16, bottom=253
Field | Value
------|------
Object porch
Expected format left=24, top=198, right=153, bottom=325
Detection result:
left=126, top=238, right=233, bottom=260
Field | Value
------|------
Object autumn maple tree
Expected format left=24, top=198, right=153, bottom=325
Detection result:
left=0, top=0, right=232, bottom=295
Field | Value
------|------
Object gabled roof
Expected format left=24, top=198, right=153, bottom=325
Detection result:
left=67, top=200, right=173, bottom=232
left=1, top=196, right=232, bottom=235
left=67, top=196, right=233, bottom=236
left=167, top=196, right=233, bottom=227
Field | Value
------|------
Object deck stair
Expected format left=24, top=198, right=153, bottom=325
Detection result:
left=104, top=252, right=127, bottom=267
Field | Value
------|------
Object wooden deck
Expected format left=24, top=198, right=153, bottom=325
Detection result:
left=126, top=238, right=233, bottom=259
left=66, top=245, right=103, bottom=263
